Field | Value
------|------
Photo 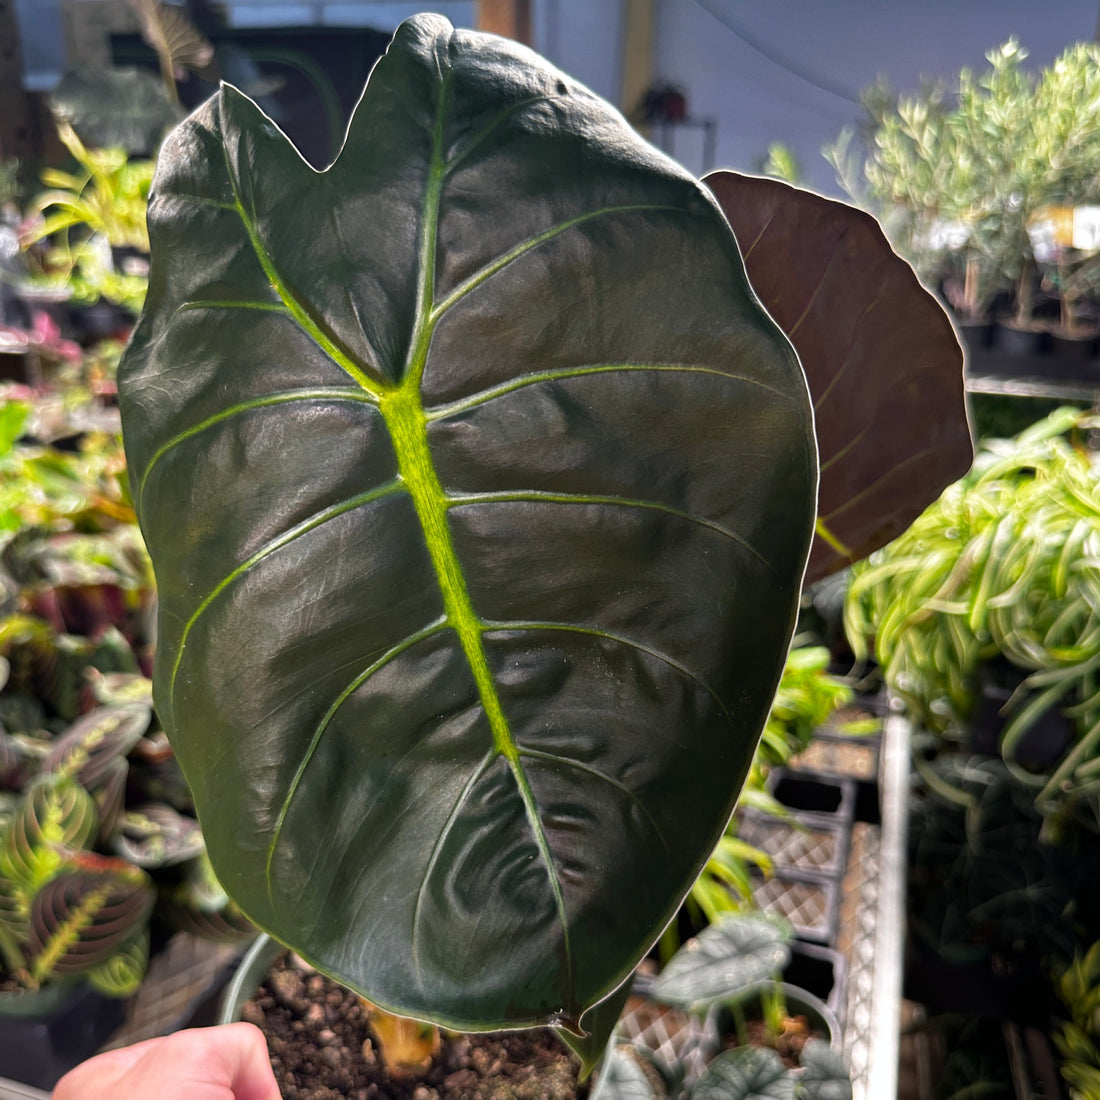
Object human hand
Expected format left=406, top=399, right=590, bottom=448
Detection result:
left=52, top=1022, right=281, bottom=1100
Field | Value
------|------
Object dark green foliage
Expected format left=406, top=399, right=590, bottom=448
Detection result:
left=119, top=14, right=815, bottom=1029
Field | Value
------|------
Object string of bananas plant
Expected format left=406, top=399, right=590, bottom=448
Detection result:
left=846, top=407, right=1100, bottom=819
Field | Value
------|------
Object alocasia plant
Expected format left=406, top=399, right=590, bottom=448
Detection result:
left=118, top=14, right=817, bottom=1032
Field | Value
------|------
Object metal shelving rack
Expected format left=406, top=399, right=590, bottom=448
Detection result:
left=840, top=703, right=910, bottom=1100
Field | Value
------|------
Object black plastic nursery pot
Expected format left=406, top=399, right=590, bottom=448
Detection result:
left=68, top=300, right=134, bottom=347
left=1047, top=329, right=1098, bottom=363
left=0, top=981, right=129, bottom=1091
left=218, top=932, right=282, bottom=1027
left=904, top=944, right=1058, bottom=1032
left=954, top=317, right=995, bottom=355
left=993, top=321, right=1050, bottom=359
left=786, top=941, right=847, bottom=1028
left=0, top=348, right=33, bottom=385
left=768, top=768, right=857, bottom=822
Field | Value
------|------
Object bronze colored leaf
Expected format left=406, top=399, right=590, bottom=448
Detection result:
left=704, top=171, right=973, bottom=582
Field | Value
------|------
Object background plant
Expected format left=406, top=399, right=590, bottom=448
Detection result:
left=1053, top=939, right=1100, bottom=1100
left=827, top=40, right=1100, bottom=328
left=0, top=400, right=251, bottom=990
left=0, top=698, right=157, bottom=995
left=846, top=407, right=1100, bottom=822
left=20, top=124, right=152, bottom=313
left=683, top=646, right=861, bottom=939
left=596, top=912, right=851, bottom=1099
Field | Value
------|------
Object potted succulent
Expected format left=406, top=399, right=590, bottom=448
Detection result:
left=116, top=12, right=969, bottom=1090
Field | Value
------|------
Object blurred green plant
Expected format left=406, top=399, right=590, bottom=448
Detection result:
left=758, top=142, right=801, bottom=184
left=598, top=912, right=851, bottom=1099
left=1053, top=940, right=1100, bottom=1100
left=0, top=406, right=133, bottom=536
left=0, top=701, right=157, bottom=995
left=20, top=125, right=152, bottom=312
left=681, top=647, right=859, bottom=940
left=0, top=414, right=250, bottom=992
left=846, top=408, right=1100, bottom=821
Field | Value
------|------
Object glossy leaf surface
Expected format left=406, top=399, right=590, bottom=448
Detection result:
left=703, top=172, right=972, bottom=583
left=120, top=15, right=816, bottom=1029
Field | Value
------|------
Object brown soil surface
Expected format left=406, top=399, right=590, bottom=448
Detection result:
left=244, top=954, right=589, bottom=1100
left=0, top=972, right=28, bottom=994
left=722, top=1014, right=815, bottom=1069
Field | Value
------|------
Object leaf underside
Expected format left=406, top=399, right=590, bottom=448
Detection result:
left=703, top=171, right=972, bottom=583
left=119, top=15, right=816, bottom=1030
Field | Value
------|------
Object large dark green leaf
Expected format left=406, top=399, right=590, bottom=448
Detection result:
left=703, top=172, right=972, bottom=583
left=119, top=15, right=815, bottom=1031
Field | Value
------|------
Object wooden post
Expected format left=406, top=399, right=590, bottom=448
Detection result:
left=478, top=0, right=532, bottom=45
left=621, top=0, right=655, bottom=121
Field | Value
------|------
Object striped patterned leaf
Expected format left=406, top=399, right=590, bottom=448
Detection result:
left=45, top=704, right=152, bottom=791
left=86, top=930, right=150, bottom=997
left=27, top=851, right=154, bottom=983
left=0, top=777, right=98, bottom=893
left=157, top=850, right=255, bottom=942
left=93, top=757, right=129, bottom=845
left=115, top=804, right=204, bottom=868
left=88, top=671, right=155, bottom=708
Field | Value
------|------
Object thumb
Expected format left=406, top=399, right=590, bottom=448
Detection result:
left=200, top=1023, right=281, bottom=1100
